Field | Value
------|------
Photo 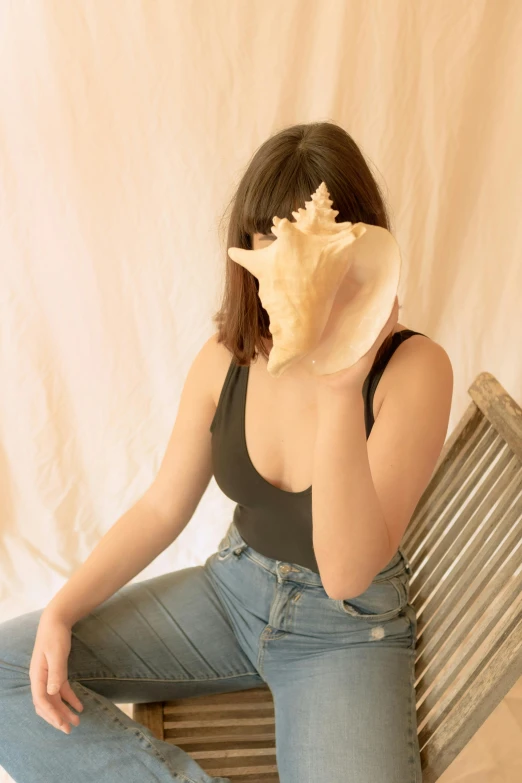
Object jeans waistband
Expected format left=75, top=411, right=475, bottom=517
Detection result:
left=219, top=520, right=412, bottom=587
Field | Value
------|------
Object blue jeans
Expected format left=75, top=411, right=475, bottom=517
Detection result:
left=0, top=519, right=422, bottom=782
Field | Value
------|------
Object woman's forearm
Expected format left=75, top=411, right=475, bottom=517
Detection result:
left=43, top=496, right=181, bottom=628
left=312, top=387, right=391, bottom=600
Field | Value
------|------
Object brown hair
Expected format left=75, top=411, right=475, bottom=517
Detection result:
left=213, top=121, right=395, bottom=371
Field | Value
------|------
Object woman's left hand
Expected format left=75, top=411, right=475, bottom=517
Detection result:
left=315, top=296, right=400, bottom=393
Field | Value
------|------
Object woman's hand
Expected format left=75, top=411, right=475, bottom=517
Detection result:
left=315, top=296, right=400, bottom=394
left=29, top=610, right=84, bottom=734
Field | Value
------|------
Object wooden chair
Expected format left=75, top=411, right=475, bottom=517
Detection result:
left=133, top=371, right=522, bottom=783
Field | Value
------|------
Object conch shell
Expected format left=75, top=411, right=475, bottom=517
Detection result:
left=228, top=181, right=401, bottom=377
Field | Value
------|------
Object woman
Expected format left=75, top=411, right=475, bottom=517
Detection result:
left=0, top=121, right=453, bottom=782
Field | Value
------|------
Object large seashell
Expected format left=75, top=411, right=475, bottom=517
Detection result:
left=228, top=181, right=401, bottom=377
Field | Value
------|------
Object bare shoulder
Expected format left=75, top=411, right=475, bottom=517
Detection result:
left=382, top=328, right=453, bottom=404
left=393, top=329, right=452, bottom=373
left=374, top=326, right=453, bottom=419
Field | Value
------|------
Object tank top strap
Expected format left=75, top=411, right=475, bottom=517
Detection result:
left=209, top=353, right=239, bottom=434
left=363, top=329, right=428, bottom=437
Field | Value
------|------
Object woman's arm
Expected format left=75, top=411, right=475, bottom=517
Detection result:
left=44, top=334, right=221, bottom=628
left=312, top=338, right=453, bottom=601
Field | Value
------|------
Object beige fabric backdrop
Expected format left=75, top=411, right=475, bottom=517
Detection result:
left=1, top=1, right=521, bottom=779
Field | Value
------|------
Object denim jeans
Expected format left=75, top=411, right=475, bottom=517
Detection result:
left=0, top=519, right=422, bottom=782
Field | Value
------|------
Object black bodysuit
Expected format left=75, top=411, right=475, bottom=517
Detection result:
left=210, top=329, right=426, bottom=573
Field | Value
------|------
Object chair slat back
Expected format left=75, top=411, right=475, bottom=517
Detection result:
left=400, top=372, right=522, bottom=782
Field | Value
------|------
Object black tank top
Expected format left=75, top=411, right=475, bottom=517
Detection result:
left=210, top=329, right=427, bottom=573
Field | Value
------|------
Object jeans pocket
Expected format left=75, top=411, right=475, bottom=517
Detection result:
left=336, top=572, right=409, bottom=622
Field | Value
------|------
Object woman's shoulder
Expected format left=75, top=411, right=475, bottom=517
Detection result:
left=381, top=323, right=452, bottom=397
left=392, top=322, right=447, bottom=354
left=370, top=322, right=452, bottom=416
left=390, top=322, right=450, bottom=366
left=392, top=322, right=429, bottom=340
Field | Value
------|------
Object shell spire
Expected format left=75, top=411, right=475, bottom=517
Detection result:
left=290, top=181, right=341, bottom=234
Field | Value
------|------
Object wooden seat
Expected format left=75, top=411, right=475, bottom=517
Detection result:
left=133, top=371, right=522, bottom=782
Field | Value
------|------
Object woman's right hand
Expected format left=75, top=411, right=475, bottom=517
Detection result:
left=29, top=610, right=84, bottom=734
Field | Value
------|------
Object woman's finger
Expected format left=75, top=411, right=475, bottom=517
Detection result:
left=47, top=691, right=82, bottom=728
left=60, top=680, right=84, bottom=713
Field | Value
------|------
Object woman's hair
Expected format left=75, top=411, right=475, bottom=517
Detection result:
left=212, top=121, right=394, bottom=370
